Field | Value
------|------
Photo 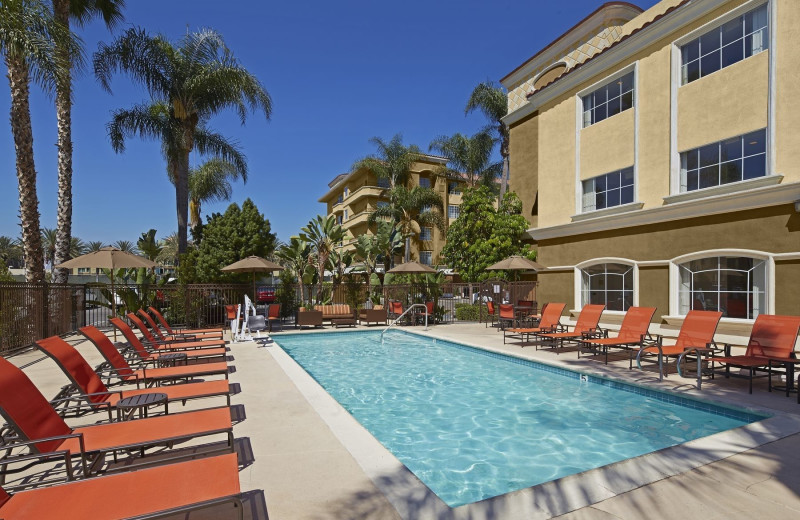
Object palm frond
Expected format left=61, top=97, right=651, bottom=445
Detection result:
left=93, top=26, right=171, bottom=96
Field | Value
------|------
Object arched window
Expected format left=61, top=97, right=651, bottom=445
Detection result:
left=677, top=256, right=766, bottom=319
left=580, top=262, right=634, bottom=311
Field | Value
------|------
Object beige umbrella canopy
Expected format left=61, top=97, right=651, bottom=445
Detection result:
left=55, top=247, right=157, bottom=337
left=221, top=256, right=284, bottom=298
left=387, top=261, right=437, bottom=274
left=485, top=255, right=546, bottom=272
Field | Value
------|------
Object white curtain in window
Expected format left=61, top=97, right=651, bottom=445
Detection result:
left=678, top=266, right=692, bottom=314
left=751, top=260, right=766, bottom=318
left=750, top=5, right=768, bottom=54
left=581, top=179, right=595, bottom=212
left=679, top=153, right=689, bottom=192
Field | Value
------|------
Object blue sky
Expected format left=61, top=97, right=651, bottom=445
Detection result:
left=0, top=0, right=658, bottom=246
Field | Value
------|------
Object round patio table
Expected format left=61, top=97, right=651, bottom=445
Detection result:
left=116, top=392, right=168, bottom=421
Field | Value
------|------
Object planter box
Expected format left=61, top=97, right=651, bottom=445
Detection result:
left=296, top=310, right=323, bottom=328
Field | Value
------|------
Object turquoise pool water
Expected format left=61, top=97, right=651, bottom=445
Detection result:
left=275, top=330, right=766, bottom=507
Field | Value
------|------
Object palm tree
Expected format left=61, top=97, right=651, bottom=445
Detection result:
left=352, top=134, right=422, bottom=190
left=112, top=240, right=137, bottom=253
left=69, top=235, right=86, bottom=257
left=353, top=220, right=401, bottom=293
left=156, top=232, right=179, bottom=267
left=368, top=185, right=444, bottom=264
left=51, top=0, right=125, bottom=284
left=189, top=158, right=247, bottom=232
left=0, top=236, right=24, bottom=268
left=41, top=227, right=58, bottom=268
left=1, top=0, right=80, bottom=282
left=107, top=100, right=247, bottom=243
left=86, top=240, right=105, bottom=252
left=465, top=81, right=509, bottom=198
left=429, top=130, right=502, bottom=189
left=94, top=27, right=272, bottom=255
left=299, top=215, right=346, bottom=304
left=276, top=237, right=312, bottom=305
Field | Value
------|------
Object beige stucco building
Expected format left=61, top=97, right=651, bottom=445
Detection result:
left=319, top=155, right=468, bottom=266
left=502, top=0, right=800, bottom=334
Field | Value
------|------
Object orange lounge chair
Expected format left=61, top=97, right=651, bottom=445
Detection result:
left=503, top=303, right=566, bottom=346
left=0, top=356, right=233, bottom=477
left=79, top=326, right=229, bottom=388
left=536, top=304, right=605, bottom=354
left=126, top=313, right=226, bottom=350
left=0, top=453, right=243, bottom=519
left=137, top=308, right=222, bottom=343
left=35, top=336, right=231, bottom=417
left=697, top=314, right=800, bottom=393
left=111, top=318, right=227, bottom=364
left=148, top=306, right=224, bottom=339
left=579, top=306, right=657, bottom=364
left=635, top=310, right=722, bottom=380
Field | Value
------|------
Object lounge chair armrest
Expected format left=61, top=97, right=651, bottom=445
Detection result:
left=0, top=446, right=75, bottom=484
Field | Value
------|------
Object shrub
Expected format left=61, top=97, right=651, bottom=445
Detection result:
left=454, top=302, right=487, bottom=322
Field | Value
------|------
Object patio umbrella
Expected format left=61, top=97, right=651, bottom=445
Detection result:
left=387, top=261, right=437, bottom=274
left=55, top=247, right=157, bottom=338
left=220, top=256, right=284, bottom=298
left=485, top=255, right=546, bottom=272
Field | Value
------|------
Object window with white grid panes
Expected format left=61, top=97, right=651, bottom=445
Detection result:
left=448, top=182, right=461, bottom=195
left=448, top=205, right=460, bottom=219
left=419, top=227, right=432, bottom=241
left=677, top=256, right=766, bottom=319
left=581, top=263, right=634, bottom=311
left=680, top=3, right=768, bottom=85
left=582, top=71, right=634, bottom=127
left=419, top=177, right=430, bottom=188
left=419, top=251, right=433, bottom=265
left=680, top=129, right=766, bottom=192
left=582, top=167, right=634, bottom=212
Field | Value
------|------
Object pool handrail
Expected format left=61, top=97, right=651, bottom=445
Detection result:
left=381, top=304, right=429, bottom=341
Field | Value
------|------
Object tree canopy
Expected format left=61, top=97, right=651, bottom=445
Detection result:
left=441, top=186, right=534, bottom=282
left=181, top=198, right=276, bottom=283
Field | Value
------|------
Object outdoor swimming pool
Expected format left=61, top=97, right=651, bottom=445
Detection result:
left=274, top=330, right=768, bottom=507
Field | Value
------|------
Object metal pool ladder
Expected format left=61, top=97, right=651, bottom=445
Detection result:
left=381, top=304, right=428, bottom=341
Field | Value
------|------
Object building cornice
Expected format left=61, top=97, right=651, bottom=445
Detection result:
left=501, top=2, right=643, bottom=88
left=504, top=0, right=729, bottom=127
left=528, top=180, right=800, bottom=241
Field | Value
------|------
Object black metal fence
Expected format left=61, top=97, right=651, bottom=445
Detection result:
left=0, top=279, right=538, bottom=353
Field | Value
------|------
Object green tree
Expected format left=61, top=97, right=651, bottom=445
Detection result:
left=41, top=227, right=58, bottom=268
left=51, top=0, right=125, bottom=283
left=466, top=81, right=509, bottom=198
left=86, top=240, right=105, bottom=252
left=0, top=259, right=14, bottom=282
left=352, top=134, right=421, bottom=190
left=112, top=239, right=137, bottom=253
left=441, top=186, right=534, bottom=282
left=94, top=27, right=272, bottom=255
left=157, top=232, right=179, bottom=266
left=189, top=157, right=246, bottom=232
left=299, top=215, right=346, bottom=304
left=369, top=185, right=444, bottom=263
left=137, top=229, right=162, bottom=261
left=276, top=237, right=313, bottom=306
left=185, top=199, right=276, bottom=283
left=429, top=130, right=501, bottom=189
left=0, top=236, right=23, bottom=268
left=1, top=0, right=80, bottom=282
left=353, top=220, right=402, bottom=300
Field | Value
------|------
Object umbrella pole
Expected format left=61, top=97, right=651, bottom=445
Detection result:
left=111, top=271, right=117, bottom=340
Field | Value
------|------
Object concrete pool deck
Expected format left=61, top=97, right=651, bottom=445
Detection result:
left=7, top=322, right=800, bottom=519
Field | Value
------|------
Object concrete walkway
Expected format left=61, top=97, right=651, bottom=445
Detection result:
left=7, top=323, right=800, bottom=519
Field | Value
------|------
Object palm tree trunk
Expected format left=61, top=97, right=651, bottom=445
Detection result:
left=6, top=55, right=45, bottom=283
left=499, top=155, right=509, bottom=200
left=176, top=137, right=191, bottom=256
left=52, top=0, right=73, bottom=284
left=404, top=237, right=410, bottom=263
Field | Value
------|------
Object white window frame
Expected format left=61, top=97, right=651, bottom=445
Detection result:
left=668, top=249, right=774, bottom=321
left=448, top=205, right=460, bottom=219
left=679, top=129, right=768, bottom=193
left=419, top=227, right=432, bottom=241
left=581, top=166, right=635, bottom=213
left=669, top=0, right=775, bottom=195
left=448, top=182, right=461, bottom=195
left=573, top=258, right=639, bottom=315
left=580, top=70, right=635, bottom=128
left=419, top=251, right=433, bottom=266
left=575, top=62, right=638, bottom=215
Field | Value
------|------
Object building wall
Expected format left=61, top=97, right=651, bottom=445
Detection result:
left=504, top=0, right=800, bottom=337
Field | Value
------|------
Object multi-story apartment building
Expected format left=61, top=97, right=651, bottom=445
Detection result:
left=319, top=154, right=467, bottom=266
left=502, top=0, right=799, bottom=335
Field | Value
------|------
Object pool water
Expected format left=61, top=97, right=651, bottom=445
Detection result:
left=275, top=330, right=766, bottom=507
